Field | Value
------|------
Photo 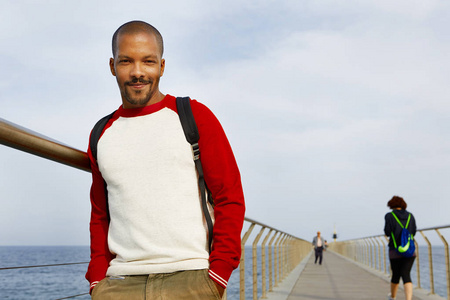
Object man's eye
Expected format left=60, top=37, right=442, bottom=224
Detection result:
left=119, top=60, right=130, bottom=63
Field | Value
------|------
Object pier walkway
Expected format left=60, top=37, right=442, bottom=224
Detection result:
left=266, top=251, right=445, bottom=300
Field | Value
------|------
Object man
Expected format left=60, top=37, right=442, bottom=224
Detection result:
left=85, top=20, right=245, bottom=299
left=312, top=231, right=326, bottom=265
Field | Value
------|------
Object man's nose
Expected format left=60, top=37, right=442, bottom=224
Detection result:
left=130, top=63, right=145, bottom=78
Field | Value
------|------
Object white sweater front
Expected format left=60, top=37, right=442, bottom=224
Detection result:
left=97, top=107, right=209, bottom=276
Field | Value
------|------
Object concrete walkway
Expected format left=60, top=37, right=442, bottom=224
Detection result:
left=265, top=250, right=444, bottom=300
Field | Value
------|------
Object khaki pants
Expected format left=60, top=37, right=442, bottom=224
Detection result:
left=92, top=269, right=223, bottom=300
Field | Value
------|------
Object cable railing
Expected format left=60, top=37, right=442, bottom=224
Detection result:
left=328, top=225, right=450, bottom=300
left=0, top=118, right=311, bottom=300
left=0, top=261, right=88, bottom=271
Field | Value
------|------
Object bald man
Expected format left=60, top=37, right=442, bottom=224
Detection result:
left=85, top=21, right=245, bottom=300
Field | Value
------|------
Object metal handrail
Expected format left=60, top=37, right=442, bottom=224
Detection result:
left=0, top=118, right=312, bottom=300
left=0, top=118, right=90, bottom=171
left=329, top=225, right=450, bottom=300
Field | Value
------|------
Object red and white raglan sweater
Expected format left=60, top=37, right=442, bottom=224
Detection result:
left=85, top=94, right=245, bottom=292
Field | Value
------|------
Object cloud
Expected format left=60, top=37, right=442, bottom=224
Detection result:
left=1, top=0, right=450, bottom=244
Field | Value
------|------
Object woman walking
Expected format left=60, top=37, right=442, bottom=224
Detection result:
left=384, top=196, right=416, bottom=300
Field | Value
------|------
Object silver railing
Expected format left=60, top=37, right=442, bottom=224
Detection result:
left=329, top=225, right=450, bottom=300
left=0, top=118, right=311, bottom=300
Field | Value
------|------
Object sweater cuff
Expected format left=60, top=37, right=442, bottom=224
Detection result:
left=89, top=281, right=99, bottom=295
left=209, top=260, right=234, bottom=288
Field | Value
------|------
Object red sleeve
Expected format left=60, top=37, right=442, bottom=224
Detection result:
left=85, top=131, right=115, bottom=292
left=191, top=100, right=246, bottom=288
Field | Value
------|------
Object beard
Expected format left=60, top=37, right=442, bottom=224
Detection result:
left=121, top=77, right=158, bottom=107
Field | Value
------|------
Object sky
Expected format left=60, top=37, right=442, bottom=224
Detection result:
left=1, top=0, right=450, bottom=246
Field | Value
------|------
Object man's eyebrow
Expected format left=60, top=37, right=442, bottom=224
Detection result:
left=117, top=55, right=132, bottom=59
left=143, top=55, right=158, bottom=59
left=116, top=54, right=159, bottom=61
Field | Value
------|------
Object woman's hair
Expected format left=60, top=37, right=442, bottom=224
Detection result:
left=387, top=195, right=407, bottom=210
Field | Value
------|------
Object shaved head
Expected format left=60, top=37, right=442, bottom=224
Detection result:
left=112, top=20, right=164, bottom=58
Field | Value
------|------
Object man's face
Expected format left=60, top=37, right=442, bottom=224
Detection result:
left=110, top=32, right=165, bottom=108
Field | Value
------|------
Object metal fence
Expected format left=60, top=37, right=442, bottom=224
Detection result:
left=236, top=218, right=310, bottom=300
left=0, top=118, right=311, bottom=300
left=329, top=225, right=450, bottom=300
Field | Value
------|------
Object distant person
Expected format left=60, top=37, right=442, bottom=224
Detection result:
left=384, top=196, right=416, bottom=300
left=85, top=20, right=245, bottom=299
left=312, top=231, right=326, bottom=265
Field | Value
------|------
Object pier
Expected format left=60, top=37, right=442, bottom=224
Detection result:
left=265, top=251, right=445, bottom=300
left=1, top=118, right=450, bottom=300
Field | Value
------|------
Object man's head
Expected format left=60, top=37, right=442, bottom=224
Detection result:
left=112, top=21, right=164, bottom=59
left=110, top=21, right=165, bottom=108
left=317, top=231, right=321, bottom=236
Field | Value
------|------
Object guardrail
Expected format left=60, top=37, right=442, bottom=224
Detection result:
left=236, top=218, right=310, bottom=300
left=0, top=118, right=311, bottom=300
left=328, top=225, right=450, bottom=300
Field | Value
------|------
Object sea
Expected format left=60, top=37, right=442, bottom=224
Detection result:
left=0, top=245, right=448, bottom=300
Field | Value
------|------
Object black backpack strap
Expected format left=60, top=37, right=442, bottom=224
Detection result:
left=90, top=111, right=116, bottom=162
left=176, top=96, right=214, bottom=253
left=89, top=110, right=116, bottom=221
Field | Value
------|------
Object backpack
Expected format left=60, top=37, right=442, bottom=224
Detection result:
left=89, top=97, right=214, bottom=252
left=390, top=212, right=415, bottom=257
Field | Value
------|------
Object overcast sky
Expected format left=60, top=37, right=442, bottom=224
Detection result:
left=1, top=0, right=450, bottom=246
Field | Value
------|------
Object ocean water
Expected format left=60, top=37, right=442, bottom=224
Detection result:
left=0, top=246, right=259, bottom=300
left=0, top=245, right=448, bottom=299
left=0, top=246, right=91, bottom=300
left=0, top=246, right=267, bottom=300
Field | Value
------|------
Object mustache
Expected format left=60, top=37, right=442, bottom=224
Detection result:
left=126, top=78, right=152, bottom=85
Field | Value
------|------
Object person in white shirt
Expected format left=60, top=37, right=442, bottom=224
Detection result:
left=312, top=231, right=326, bottom=265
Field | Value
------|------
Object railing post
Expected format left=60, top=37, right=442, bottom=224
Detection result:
left=368, top=238, right=375, bottom=269
left=415, top=239, right=421, bottom=289
left=240, top=223, right=255, bottom=300
left=274, top=233, right=284, bottom=287
left=364, top=238, right=370, bottom=266
left=252, top=227, right=265, bottom=300
left=379, top=236, right=387, bottom=274
left=277, top=234, right=285, bottom=285
left=281, top=235, right=289, bottom=280
left=357, top=240, right=361, bottom=263
left=373, top=237, right=382, bottom=272
left=435, top=229, right=449, bottom=300
left=419, top=231, right=434, bottom=294
left=260, top=229, right=273, bottom=299
left=286, top=237, right=293, bottom=274
left=370, top=237, right=377, bottom=269
left=384, top=236, right=391, bottom=277
left=351, top=241, right=357, bottom=261
left=356, top=240, right=361, bottom=263
left=268, top=232, right=278, bottom=292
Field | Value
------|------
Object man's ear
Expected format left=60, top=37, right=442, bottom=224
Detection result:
left=160, top=58, right=165, bottom=77
left=109, top=58, right=116, bottom=76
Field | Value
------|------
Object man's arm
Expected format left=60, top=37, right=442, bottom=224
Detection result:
left=85, top=139, right=114, bottom=293
left=192, top=100, right=245, bottom=289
